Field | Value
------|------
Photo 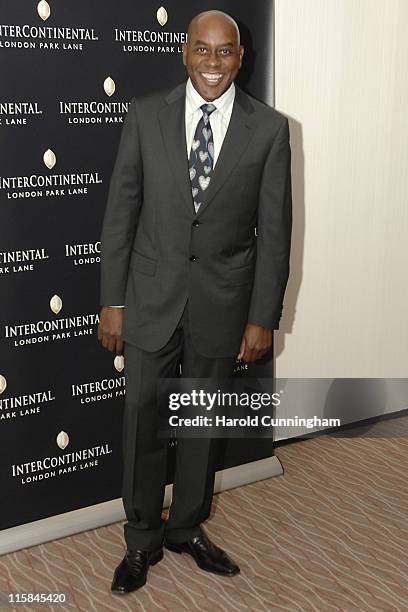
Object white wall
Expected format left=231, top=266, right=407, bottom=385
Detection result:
left=273, top=0, right=408, bottom=378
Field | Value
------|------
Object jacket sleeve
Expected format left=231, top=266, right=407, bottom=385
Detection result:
left=99, top=97, right=143, bottom=306
left=247, top=117, right=292, bottom=330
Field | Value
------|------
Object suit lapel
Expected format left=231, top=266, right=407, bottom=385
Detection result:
left=158, top=83, right=194, bottom=216
left=158, top=81, right=257, bottom=218
left=196, top=86, right=257, bottom=218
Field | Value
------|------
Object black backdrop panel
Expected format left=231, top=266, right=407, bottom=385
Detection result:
left=0, top=1, right=275, bottom=530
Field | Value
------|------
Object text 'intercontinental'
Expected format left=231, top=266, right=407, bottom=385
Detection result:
left=115, top=28, right=187, bottom=53
left=0, top=172, right=102, bottom=200
left=11, top=444, right=112, bottom=484
left=0, top=25, right=98, bottom=51
left=4, top=313, right=100, bottom=347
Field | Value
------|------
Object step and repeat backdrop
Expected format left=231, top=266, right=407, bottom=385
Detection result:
left=0, top=0, right=275, bottom=531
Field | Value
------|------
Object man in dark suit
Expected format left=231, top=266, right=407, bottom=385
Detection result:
left=98, top=10, right=292, bottom=594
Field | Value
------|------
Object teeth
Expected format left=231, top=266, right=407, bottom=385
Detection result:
left=202, top=73, right=222, bottom=80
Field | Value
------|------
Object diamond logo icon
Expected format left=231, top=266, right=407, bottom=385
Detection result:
left=0, top=375, right=7, bottom=395
left=56, top=431, right=69, bottom=450
left=114, top=355, right=124, bottom=372
left=103, top=77, right=116, bottom=97
left=50, top=294, right=62, bottom=314
left=156, top=6, right=168, bottom=27
left=37, top=0, right=51, bottom=21
left=43, top=149, right=56, bottom=169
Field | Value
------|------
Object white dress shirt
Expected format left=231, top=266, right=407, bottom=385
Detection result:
left=185, top=76, right=235, bottom=168
left=110, top=79, right=236, bottom=307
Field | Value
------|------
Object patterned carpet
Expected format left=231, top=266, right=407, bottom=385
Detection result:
left=1, top=418, right=408, bottom=611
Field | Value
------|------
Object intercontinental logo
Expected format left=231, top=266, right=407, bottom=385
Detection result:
left=65, top=241, right=100, bottom=266
left=0, top=375, right=55, bottom=423
left=0, top=247, right=49, bottom=275
left=11, top=435, right=113, bottom=485
left=115, top=6, right=187, bottom=54
left=0, top=101, right=43, bottom=127
left=0, top=2, right=99, bottom=52
left=3, top=294, right=99, bottom=347
left=71, top=375, right=125, bottom=404
left=114, top=355, right=124, bottom=372
left=58, top=77, right=130, bottom=126
left=0, top=148, right=102, bottom=201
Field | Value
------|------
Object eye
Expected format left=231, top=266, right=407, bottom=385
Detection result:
left=220, top=49, right=231, bottom=55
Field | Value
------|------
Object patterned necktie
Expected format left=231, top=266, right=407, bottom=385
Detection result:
left=188, top=103, right=217, bottom=213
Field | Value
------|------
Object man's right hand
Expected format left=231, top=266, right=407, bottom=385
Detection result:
left=98, top=306, right=124, bottom=354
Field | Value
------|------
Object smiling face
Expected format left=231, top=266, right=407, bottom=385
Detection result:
left=182, top=12, right=244, bottom=101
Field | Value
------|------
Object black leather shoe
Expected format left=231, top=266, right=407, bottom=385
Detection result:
left=164, top=531, right=240, bottom=576
left=111, top=547, right=163, bottom=594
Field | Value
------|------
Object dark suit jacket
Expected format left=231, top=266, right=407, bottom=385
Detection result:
left=100, top=80, right=292, bottom=357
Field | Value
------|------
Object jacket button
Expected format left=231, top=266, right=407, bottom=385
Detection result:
left=189, top=255, right=198, bottom=262
left=192, top=220, right=200, bottom=227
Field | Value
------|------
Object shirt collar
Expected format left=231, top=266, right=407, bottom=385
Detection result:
left=185, top=77, right=235, bottom=117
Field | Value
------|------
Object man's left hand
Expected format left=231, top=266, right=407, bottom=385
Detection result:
left=237, top=324, right=273, bottom=362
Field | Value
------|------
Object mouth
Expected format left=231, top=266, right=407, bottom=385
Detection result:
left=199, top=72, right=224, bottom=86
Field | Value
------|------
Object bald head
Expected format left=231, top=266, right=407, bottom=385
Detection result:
left=187, top=10, right=240, bottom=46
left=182, top=10, right=244, bottom=102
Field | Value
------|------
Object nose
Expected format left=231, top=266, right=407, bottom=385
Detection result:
left=205, top=50, right=221, bottom=68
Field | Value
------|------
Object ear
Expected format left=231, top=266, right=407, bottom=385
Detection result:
left=239, top=45, right=244, bottom=68
left=181, top=43, right=187, bottom=66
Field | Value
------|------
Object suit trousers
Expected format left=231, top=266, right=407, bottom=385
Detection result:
left=122, top=299, right=237, bottom=551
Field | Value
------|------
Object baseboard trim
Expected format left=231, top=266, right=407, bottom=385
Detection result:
left=0, top=455, right=283, bottom=556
